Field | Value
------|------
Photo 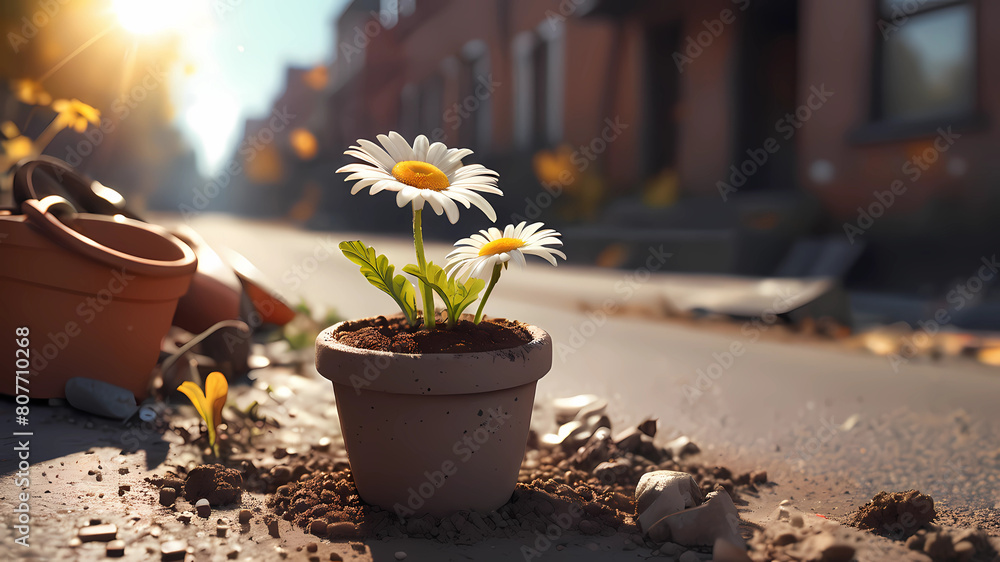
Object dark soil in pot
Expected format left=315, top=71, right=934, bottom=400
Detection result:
left=334, top=313, right=533, bottom=353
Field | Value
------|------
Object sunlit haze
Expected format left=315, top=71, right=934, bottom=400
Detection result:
left=114, top=0, right=345, bottom=174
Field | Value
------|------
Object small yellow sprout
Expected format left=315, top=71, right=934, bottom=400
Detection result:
left=177, top=371, right=229, bottom=456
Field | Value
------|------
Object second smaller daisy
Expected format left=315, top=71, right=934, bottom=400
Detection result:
left=446, top=221, right=565, bottom=323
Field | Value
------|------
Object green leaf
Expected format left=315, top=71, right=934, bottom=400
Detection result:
left=403, top=262, right=486, bottom=327
left=340, top=241, right=418, bottom=326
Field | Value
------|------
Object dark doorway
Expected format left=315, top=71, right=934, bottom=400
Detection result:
left=643, top=23, right=682, bottom=178
left=734, top=0, right=799, bottom=192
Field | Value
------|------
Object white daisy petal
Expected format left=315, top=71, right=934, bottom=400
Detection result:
left=413, top=135, right=429, bottom=161
left=519, top=222, right=544, bottom=239
left=510, top=249, right=527, bottom=269
left=503, top=224, right=515, bottom=238
left=369, top=179, right=401, bottom=195
left=438, top=194, right=460, bottom=224
left=528, top=236, right=563, bottom=247
left=377, top=134, right=406, bottom=162
left=356, top=139, right=396, bottom=170
left=396, top=186, right=419, bottom=207
left=350, top=178, right=379, bottom=195
left=424, top=192, right=445, bottom=216
left=388, top=131, right=417, bottom=161
left=425, top=142, right=448, bottom=166
left=523, top=247, right=567, bottom=264
left=450, top=181, right=503, bottom=196
left=345, top=170, right=392, bottom=181
left=344, top=149, right=389, bottom=170
left=450, top=190, right=497, bottom=222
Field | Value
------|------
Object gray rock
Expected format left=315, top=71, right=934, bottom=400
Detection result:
left=636, top=471, right=704, bottom=534
left=647, top=490, right=744, bottom=548
left=65, top=377, right=138, bottom=420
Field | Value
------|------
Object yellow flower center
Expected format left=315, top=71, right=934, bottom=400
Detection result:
left=391, top=160, right=450, bottom=191
left=479, top=237, right=524, bottom=256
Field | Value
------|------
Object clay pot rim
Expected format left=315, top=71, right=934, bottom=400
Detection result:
left=21, top=196, right=197, bottom=278
left=315, top=318, right=553, bottom=395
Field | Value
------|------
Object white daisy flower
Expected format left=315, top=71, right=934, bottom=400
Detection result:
left=445, top=221, right=566, bottom=280
left=335, top=131, right=502, bottom=223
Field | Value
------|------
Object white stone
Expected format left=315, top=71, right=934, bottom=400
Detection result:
left=647, top=490, right=745, bottom=548
left=64, top=377, right=138, bottom=420
left=636, top=471, right=704, bottom=534
left=552, top=394, right=606, bottom=424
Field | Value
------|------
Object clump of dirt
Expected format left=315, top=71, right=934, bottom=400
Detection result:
left=184, top=464, right=244, bottom=506
left=849, top=490, right=935, bottom=539
left=333, top=314, right=534, bottom=353
left=904, top=526, right=1000, bottom=561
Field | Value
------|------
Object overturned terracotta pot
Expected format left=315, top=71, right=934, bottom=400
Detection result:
left=315, top=319, right=552, bottom=517
left=0, top=192, right=196, bottom=399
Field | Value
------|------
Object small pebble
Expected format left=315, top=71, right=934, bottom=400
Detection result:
left=196, top=498, right=211, bottom=518
left=160, top=540, right=187, bottom=561
left=394, top=552, right=407, bottom=560
left=176, top=511, right=193, bottom=524
left=239, top=509, right=252, bottom=524
left=106, top=539, right=125, bottom=557
left=790, top=515, right=804, bottom=528
left=309, top=520, right=328, bottom=536
left=159, top=487, right=177, bottom=507
left=307, top=542, right=318, bottom=552
left=267, top=518, right=280, bottom=538
left=217, top=525, right=228, bottom=537
left=330, top=553, right=343, bottom=561
left=79, top=523, right=117, bottom=542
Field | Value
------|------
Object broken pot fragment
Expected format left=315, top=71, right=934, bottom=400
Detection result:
left=647, top=490, right=744, bottom=548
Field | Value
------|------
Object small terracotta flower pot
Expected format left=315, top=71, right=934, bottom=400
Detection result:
left=315, top=319, right=552, bottom=517
left=0, top=193, right=196, bottom=400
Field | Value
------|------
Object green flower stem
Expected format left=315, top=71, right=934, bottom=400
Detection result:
left=412, top=207, right=436, bottom=329
left=474, top=264, right=503, bottom=324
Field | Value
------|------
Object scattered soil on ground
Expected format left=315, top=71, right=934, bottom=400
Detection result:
left=849, top=489, right=935, bottom=539
left=182, top=463, right=244, bottom=506
left=264, top=419, right=766, bottom=546
left=333, top=314, right=534, bottom=353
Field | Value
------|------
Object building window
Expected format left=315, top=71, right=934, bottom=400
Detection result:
left=458, top=40, right=492, bottom=152
left=876, top=0, right=975, bottom=123
left=512, top=22, right=565, bottom=149
left=418, top=74, right=444, bottom=134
